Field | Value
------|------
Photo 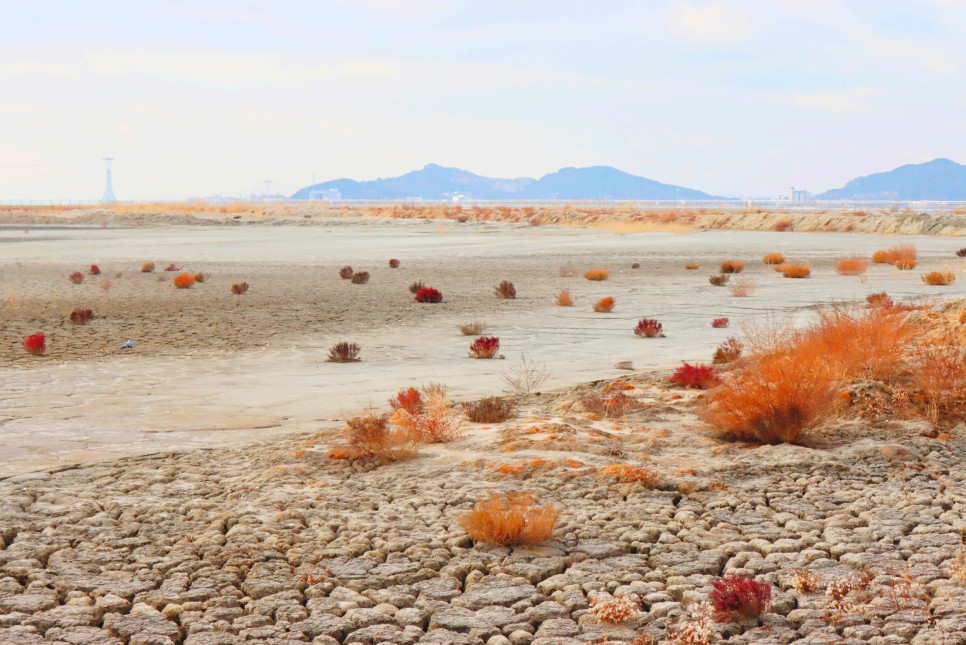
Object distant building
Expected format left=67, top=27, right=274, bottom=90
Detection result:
left=790, top=188, right=810, bottom=203
left=309, top=188, right=341, bottom=201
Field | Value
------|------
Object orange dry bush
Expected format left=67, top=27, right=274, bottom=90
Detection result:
left=391, top=403, right=463, bottom=443
left=173, top=273, right=196, bottom=289
left=557, top=290, right=573, bottom=306
left=389, top=387, right=424, bottom=414
left=585, top=268, right=609, bottom=281
left=872, top=244, right=917, bottom=265
left=330, top=412, right=422, bottom=463
left=895, top=258, right=917, bottom=270
left=782, top=263, right=811, bottom=278
left=193, top=272, right=205, bottom=283
left=720, top=260, right=745, bottom=274
left=701, top=351, right=838, bottom=444
left=763, top=253, right=785, bottom=265
left=805, top=307, right=911, bottom=381
left=594, top=297, right=615, bottom=313
left=231, top=282, right=249, bottom=295
left=922, top=271, right=955, bottom=286
left=836, top=257, right=869, bottom=275
left=599, top=464, right=659, bottom=487
left=730, top=278, right=757, bottom=297
left=908, top=332, right=966, bottom=427
left=685, top=261, right=700, bottom=270
left=459, top=493, right=560, bottom=546
left=140, top=262, right=155, bottom=273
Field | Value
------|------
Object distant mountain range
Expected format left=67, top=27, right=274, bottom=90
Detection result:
left=290, top=164, right=719, bottom=200
left=815, top=158, right=966, bottom=200
left=289, top=158, right=966, bottom=201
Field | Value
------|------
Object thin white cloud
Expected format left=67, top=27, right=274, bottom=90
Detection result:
left=777, top=87, right=881, bottom=113
left=666, top=2, right=754, bottom=44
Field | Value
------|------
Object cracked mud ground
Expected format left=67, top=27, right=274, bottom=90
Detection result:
left=1, top=377, right=964, bottom=645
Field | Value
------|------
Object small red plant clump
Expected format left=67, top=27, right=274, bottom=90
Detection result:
left=164, top=264, right=180, bottom=272
left=414, top=287, right=442, bottom=303
left=22, top=333, right=46, bottom=356
left=69, top=272, right=84, bottom=284
left=173, top=273, right=196, bottom=289
left=670, top=363, right=718, bottom=389
left=495, top=280, right=516, bottom=299
left=231, top=282, right=249, bottom=295
left=350, top=271, right=369, bottom=284
left=388, top=258, right=400, bottom=268
left=634, top=319, right=664, bottom=338
left=141, top=262, right=155, bottom=273
left=709, top=575, right=772, bottom=622
left=339, top=265, right=353, bottom=279
left=711, top=317, right=729, bottom=328
left=89, top=264, right=101, bottom=275
left=594, top=297, right=615, bottom=313
left=389, top=387, right=424, bottom=414
left=469, top=336, right=501, bottom=359
left=68, top=308, right=93, bottom=325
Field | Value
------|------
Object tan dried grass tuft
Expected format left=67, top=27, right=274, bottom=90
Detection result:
left=458, top=492, right=560, bottom=546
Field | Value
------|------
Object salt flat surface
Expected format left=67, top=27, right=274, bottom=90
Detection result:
left=1, top=220, right=962, bottom=476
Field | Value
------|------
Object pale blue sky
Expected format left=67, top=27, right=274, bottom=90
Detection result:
left=1, top=0, right=963, bottom=200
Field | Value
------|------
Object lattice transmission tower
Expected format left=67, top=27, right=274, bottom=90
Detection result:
left=101, top=157, right=116, bottom=203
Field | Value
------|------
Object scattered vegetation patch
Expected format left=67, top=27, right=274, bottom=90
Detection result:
left=685, top=262, right=700, bottom=270
left=22, top=333, right=46, bottom=356
left=709, top=575, right=772, bottom=622
left=389, top=387, right=424, bottom=414
left=339, top=265, right=353, bottom=279
left=388, top=258, right=400, bottom=268
left=193, top=272, right=205, bottom=283
left=957, top=248, right=966, bottom=258
left=922, top=271, right=955, bottom=286
left=163, top=264, right=180, bottom=272
left=713, top=337, right=743, bottom=364
left=866, top=291, right=895, bottom=309
left=781, top=263, right=811, bottom=278
left=469, top=336, right=501, bottom=359
left=763, top=253, right=784, bottom=265
left=589, top=595, right=641, bottom=624
left=89, top=264, right=101, bottom=275
left=670, top=363, right=718, bottom=389
left=594, top=297, right=615, bottom=313
left=634, top=319, right=664, bottom=338
left=585, top=268, right=609, bottom=281
left=69, top=272, right=84, bottom=284
left=836, top=257, right=869, bottom=275
left=579, top=390, right=638, bottom=418
left=68, top=308, right=93, bottom=325
left=599, top=463, right=659, bottom=487
left=460, top=321, right=487, bottom=335
left=140, top=262, right=155, bottom=273
left=709, top=274, right=729, bottom=286
left=329, top=412, right=421, bottom=463
left=414, top=287, right=443, bottom=303
left=711, top=317, right=729, bottom=328
left=392, top=402, right=463, bottom=443
left=327, top=341, right=361, bottom=363
left=231, top=282, right=249, bottom=295
left=495, top=280, right=516, bottom=299
left=556, top=290, right=573, bottom=306
left=720, top=260, right=744, bottom=274
left=409, top=280, right=426, bottom=294
left=872, top=244, right=917, bottom=265
left=730, top=278, right=756, bottom=297
left=173, top=273, right=196, bottom=289
left=350, top=271, right=370, bottom=284
left=631, top=262, right=641, bottom=269
left=462, top=396, right=515, bottom=423
left=458, top=492, right=560, bottom=546
left=895, top=258, right=917, bottom=270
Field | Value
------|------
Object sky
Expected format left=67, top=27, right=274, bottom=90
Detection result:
left=1, top=0, right=964, bottom=200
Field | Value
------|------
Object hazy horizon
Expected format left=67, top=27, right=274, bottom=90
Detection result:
left=1, top=0, right=964, bottom=201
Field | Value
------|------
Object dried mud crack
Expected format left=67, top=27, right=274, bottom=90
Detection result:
left=1, top=378, right=963, bottom=645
